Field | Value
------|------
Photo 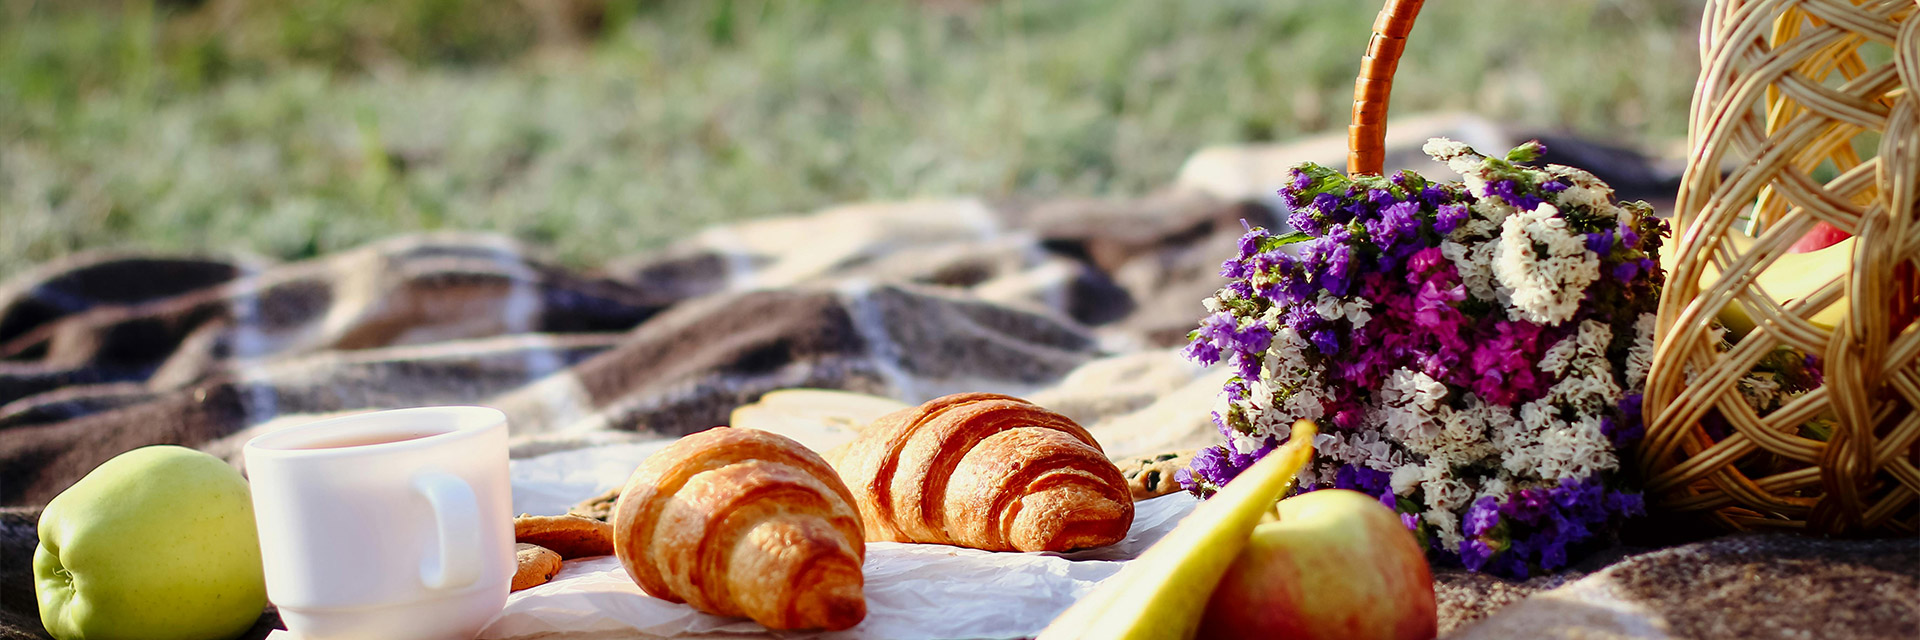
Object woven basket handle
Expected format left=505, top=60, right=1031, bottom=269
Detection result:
left=1348, top=0, right=1427, bottom=176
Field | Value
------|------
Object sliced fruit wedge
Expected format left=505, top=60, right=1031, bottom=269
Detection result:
left=1037, top=419, right=1318, bottom=640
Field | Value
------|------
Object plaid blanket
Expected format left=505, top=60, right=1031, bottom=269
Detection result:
left=0, top=192, right=1269, bottom=638
left=0, top=121, right=1706, bottom=638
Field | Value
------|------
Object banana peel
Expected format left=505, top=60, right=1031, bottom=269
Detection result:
left=1036, top=420, right=1317, bottom=640
left=1660, top=233, right=1853, bottom=337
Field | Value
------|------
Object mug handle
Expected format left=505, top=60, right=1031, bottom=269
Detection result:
left=413, top=470, right=483, bottom=590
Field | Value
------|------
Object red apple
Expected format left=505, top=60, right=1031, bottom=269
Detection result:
left=1789, top=222, right=1850, bottom=253
left=1197, top=489, right=1437, bottom=640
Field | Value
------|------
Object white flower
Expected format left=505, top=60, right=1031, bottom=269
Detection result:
left=1471, top=197, right=1516, bottom=229
left=1312, top=432, right=1343, bottom=459
left=1539, top=333, right=1581, bottom=376
left=1442, top=238, right=1505, bottom=303
left=1476, top=476, right=1511, bottom=504
left=1625, top=313, right=1657, bottom=388
left=1423, top=137, right=1476, bottom=164
left=1390, top=465, right=1424, bottom=496
left=1424, top=509, right=1465, bottom=550
left=1574, top=319, right=1612, bottom=357
left=1425, top=478, right=1475, bottom=512
left=1297, top=463, right=1328, bottom=490
left=1375, top=368, right=1451, bottom=449
left=1227, top=428, right=1267, bottom=457
left=1314, top=292, right=1343, bottom=320
left=1545, top=164, right=1615, bottom=213
left=1313, top=291, right=1373, bottom=327
left=1536, top=414, right=1617, bottom=481
left=1262, top=327, right=1316, bottom=388
left=1278, top=385, right=1330, bottom=423
left=1740, top=374, right=1783, bottom=412
left=1494, top=203, right=1601, bottom=325
left=1425, top=393, right=1500, bottom=465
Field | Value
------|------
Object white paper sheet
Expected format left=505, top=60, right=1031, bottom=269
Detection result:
left=483, top=443, right=1199, bottom=640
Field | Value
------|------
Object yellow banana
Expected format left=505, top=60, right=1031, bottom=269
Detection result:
left=1659, top=233, right=1853, bottom=337
left=1035, top=420, right=1317, bottom=640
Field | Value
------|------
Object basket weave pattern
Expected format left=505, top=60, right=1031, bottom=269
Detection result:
left=1643, top=0, right=1920, bottom=534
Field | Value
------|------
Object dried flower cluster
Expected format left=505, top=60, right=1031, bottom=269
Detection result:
left=1179, top=139, right=1669, bottom=576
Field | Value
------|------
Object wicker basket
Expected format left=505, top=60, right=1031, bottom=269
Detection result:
left=1348, top=0, right=1920, bottom=535
left=1640, top=0, right=1920, bottom=535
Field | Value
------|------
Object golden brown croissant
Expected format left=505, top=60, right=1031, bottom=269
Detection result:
left=829, top=392, right=1133, bottom=552
left=612, top=427, right=866, bottom=631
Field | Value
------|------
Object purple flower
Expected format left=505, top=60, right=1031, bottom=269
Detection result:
left=1365, top=188, right=1397, bottom=212
left=1230, top=353, right=1263, bottom=381
left=1224, top=321, right=1273, bottom=356
left=1607, top=394, right=1645, bottom=445
left=1366, top=200, right=1423, bottom=250
left=1605, top=490, right=1646, bottom=518
left=1541, top=179, right=1570, bottom=193
left=1470, top=321, right=1546, bottom=405
left=1302, top=228, right=1356, bottom=296
left=1310, top=329, right=1340, bottom=354
left=1247, top=249, right=1294, bottom=277
left=1220, top=257, right=1249, bottom=279
left=1225, top=279, right=1253, bottom=299
left=1434, top=203, right=1469, bottom=235
left=1540, top=536, right=1569, bottom=570
left=1290, top=167, right=1315, bottom=191
left=1618, top=224, right=1641, bottom=248
left=1310, top=192, right=1340, bottom=215
left=1237, top=223, right=1267, bottom=259
left=1612, top=259, right=1641, bottom=283
left=1464, top=496, right=1502, bottom=536
left=1414, top=280, right=1466, bottom=329
left=1487, top=179, right=1546, bottom=211
left=1460, top=539, right=1496, bottom=572
left=1333, top=464, right=1392, bottom=496
left=1585, top=230, right=1614, bottom=255
left=1182, top=446, right=1230, bottom=490
left=1295, top=193, right=1340, bottom=234
left=1181, top=339, right=1222, bottom=367
left=1223, top=379, right=1249, bottom=403
left=1181, top=311, right=1238, bottom=366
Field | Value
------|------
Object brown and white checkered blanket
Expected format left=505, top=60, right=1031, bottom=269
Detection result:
left=0, top=192, right=1273, bottom=638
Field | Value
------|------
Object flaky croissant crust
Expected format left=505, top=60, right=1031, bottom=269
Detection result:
left=613, top=427, right=866, bottom=631
left=832, top=392, right=1133, bottom=552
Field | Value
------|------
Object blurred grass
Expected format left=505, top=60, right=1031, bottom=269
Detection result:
left=0, top=0, right=1704, bottom=277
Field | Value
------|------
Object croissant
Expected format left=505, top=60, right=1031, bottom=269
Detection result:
left=830, top=392, right=1133, bottom=552
left=612, top=427, right=867, bottom=631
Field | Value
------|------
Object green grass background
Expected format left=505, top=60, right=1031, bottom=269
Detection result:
left=1, top=0, right=1704, bottom=278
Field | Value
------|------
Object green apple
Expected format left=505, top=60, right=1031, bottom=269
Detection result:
left=35, top=445, right=267, bottom=640
left=1198, top=488, right=1437, bottom=640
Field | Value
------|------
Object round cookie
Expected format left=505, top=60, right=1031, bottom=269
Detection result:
left=1115, top=449, right=1196, bottom=501
left=512, top=543, right=563, bottom=592
left=568, top=487, right=620, bottom=521
left=513, top=513, right=615, bottom=559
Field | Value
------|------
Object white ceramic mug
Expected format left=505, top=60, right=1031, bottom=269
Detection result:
left=244, top=406, right=514, bottom=640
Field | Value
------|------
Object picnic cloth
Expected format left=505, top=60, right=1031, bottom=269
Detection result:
left=0, top=125, right=1734, bottom=639
left=0, top=192, right=1273, bottom=639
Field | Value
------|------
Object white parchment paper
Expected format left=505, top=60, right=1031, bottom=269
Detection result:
left=480, top=442, right=1199, bottom=640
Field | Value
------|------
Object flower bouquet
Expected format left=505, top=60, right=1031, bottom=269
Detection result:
left=1177, top=139, right=1668, bottom=577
